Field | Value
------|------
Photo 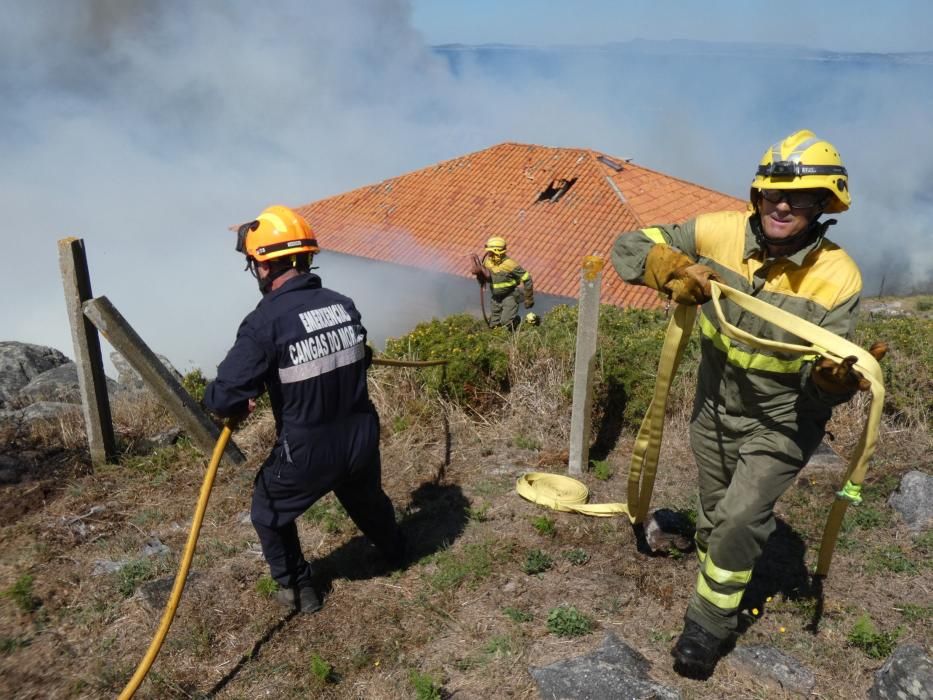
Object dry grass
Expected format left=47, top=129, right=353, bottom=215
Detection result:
left=1, top=339, right=930, bottom=699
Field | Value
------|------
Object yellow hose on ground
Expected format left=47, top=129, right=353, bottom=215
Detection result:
left=517, top=281, right=884, bottom=577
left=119, top=424, right=232, bottom=700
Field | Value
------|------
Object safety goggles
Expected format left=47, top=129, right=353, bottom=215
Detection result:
left=759, top=189, right=828, bottom=210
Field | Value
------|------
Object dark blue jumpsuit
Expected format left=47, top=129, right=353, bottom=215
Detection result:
left=204, top=274, right=402, bottom=588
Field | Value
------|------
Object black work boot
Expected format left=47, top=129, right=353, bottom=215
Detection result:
left=275, top=583, right=322, bottom=614
left=671, top=619, right=724, bottom=679
left=383, top=532, right=408, bottom=571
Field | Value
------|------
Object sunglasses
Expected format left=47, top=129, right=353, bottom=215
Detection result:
left=759, top=189, right=827, bottom=210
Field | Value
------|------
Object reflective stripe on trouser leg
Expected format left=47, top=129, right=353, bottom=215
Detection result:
left=687, top=408, right=824, bottom=638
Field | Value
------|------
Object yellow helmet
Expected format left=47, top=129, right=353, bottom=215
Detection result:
left=750, top=130, right=850, bottom=213
left=484, top=236, right=507, bottom=254
left=236, top=205, right=319, bottom=262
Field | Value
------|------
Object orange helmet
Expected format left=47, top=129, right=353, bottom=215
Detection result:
left=236, top=205, right=319, bottom=262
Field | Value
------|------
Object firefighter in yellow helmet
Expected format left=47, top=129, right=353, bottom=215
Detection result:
left=204, top=205, right=405, bottom=614
left=610, top=130, right=886, bottom=677
left=479, top=236, right=534, bottom=330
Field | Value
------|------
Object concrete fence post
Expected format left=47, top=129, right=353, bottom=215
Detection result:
left=82, top=296, right=245, bottom=465
left=58, top=237, right=116, bottom=466
left=568, top=256, right=604, bottom=475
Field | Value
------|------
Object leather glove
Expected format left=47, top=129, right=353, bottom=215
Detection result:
left=644, top=244, right=718, bottom=305
left=664, top=263, right=718, bottom=305
left=810, top=341, right=888, bottom=394
left=644, top=244, right=693, bottom=291
left=524, top=292, right=534, bottom=308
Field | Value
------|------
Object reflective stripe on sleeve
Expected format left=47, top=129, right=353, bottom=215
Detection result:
left=642, top=227, right=667, bottom=245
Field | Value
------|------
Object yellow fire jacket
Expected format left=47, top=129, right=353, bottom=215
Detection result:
left=483, top=256, right=534, bottom=302
left=611, top=210, right=862, bottom=417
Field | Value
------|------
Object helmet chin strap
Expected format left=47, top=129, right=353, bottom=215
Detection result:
left=246, top=258, right=293, bottom=295
left=753, top=208, right=837, bottom=251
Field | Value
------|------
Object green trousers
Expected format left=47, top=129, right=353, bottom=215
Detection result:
left=686, top=398, right=826, bottom=638
left=490, top=289, right=521, bottom=329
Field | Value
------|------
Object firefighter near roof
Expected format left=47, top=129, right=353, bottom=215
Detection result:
left=470, top=236, right=535, bottom=330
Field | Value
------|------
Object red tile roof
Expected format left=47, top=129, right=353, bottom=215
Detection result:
left=294, top=143, right=745, bottom=309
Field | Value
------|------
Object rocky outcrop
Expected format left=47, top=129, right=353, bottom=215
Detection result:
left=726, top=645, right=815, bottom=696
left=17, top=363, right=120, bottom=405
left=888, top=471, right=933, bottom=533
left=529, top=633, right=681, bottom=700
left=868, top=644, right=933, bottom=699
left=0, top=341, right=70, bottom=408
left=110, top=351, right=184, bottom=394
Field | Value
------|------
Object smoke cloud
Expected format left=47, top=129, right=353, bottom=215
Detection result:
left=2, top=2, right=929, bottom=375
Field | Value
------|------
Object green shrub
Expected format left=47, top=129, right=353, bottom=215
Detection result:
left=383, top=315, right=511, bottom=409
left=847, top=614, right=900, bottom=659
left=503, top=606, right=533, bottom=623
left=302, top=497, right=350, bottom=534
left=564, top=548, right=590, bottom=565
left=854, top=315, right=933, bottom=426
left=381, top=305, right=699, bottom=428
left=182, top=368, right=208, bottom=402
left=2, top=574, right=39, bottom=613
left=309, top=653, right=335, bottom=684
left=427, top=541, right=500, bottom=591
left=116, top=560, right=155, bottom=598
left=522, top=549, right=553, bottom=575
left=866, top=546, right=918, bottom=574
left=897, top=603, right=932, bottom=622
left=409, top=670, right=443, bottom=700
left=0, top=636, right=29, bottom=654
left=590, top=459, right=613, bottom=481
left=255, top=574, right=279, bottom=597
left=547, top=605, right=594, bottom=637
left=531, top=515, right=556, bottom=537
left=513, top=435, right=541, bottom=450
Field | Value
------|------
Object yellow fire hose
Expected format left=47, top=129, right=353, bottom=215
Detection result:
left=120, top=423, right=232, bottom=699
left=517, top=280, right=884, bottom=577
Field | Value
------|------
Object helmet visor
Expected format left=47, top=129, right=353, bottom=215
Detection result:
left=236, top=220, right=259, bottom=254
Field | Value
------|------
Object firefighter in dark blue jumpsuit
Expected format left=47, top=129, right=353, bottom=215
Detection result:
left=204, top=205, right=404, bottom=613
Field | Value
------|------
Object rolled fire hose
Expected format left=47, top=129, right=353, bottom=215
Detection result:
left=120, top=423, right=233, bottom=699
left=518, top=280, right=884, bottom=577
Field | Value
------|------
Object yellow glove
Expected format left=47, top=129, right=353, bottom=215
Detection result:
left=644, top=245, right=693, bottom=291
left=811, top=341, right=888, bottom=394
left=665, top=264, right=718, bottom=305
left=644, top=245, right=717, bottom=305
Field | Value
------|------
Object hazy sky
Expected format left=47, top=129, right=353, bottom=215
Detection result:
left=413, top=0, right=933, bottom=53
left=2, top=1, right=931, bottom=378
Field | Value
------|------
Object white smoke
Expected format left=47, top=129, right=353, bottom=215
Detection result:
left=1, top=2, right=929, bottom=376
